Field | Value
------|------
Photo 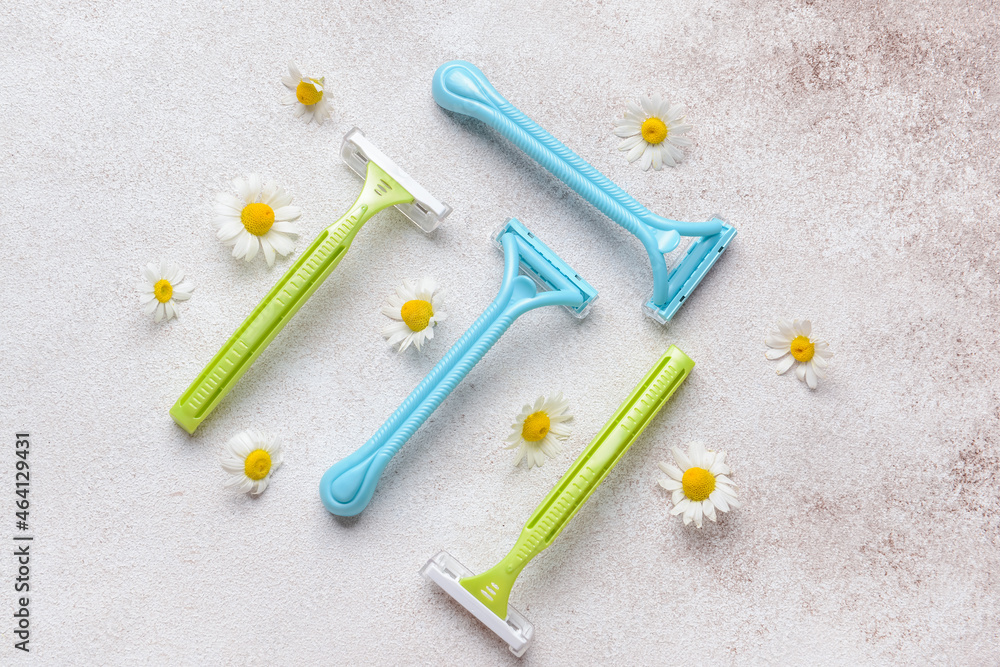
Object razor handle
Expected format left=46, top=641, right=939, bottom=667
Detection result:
left=320, top=231, right=586, bottom=517
left=460, top=346, right=693, bottom=618
left=170, top=162, right=411, bottom=434
left=518, top=345, right=692, bottom=555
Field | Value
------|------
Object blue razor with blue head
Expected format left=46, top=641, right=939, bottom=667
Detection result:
left=432, top=60, right=736, bottom=323
left=320, top=219, right=596, bottom=516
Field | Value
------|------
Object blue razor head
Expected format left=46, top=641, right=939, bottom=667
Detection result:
left=492, top=218, right=598, bottom=318
left=643, top=219, right=737, bottom=323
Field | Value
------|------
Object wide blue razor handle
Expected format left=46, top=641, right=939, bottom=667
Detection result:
left=432, top=60, right=736, bottom=322
left=320, top=230, right=587, bottom=517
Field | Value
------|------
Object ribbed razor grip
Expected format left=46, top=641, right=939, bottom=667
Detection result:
left=511, top=346, right=693, bottom=568
left=170, top=161, right=411, bottom=434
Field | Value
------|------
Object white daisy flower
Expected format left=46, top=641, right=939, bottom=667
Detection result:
left=214, top=174, right=301, bottom=267
left=613, top=95, right=693, bottom=170
left=137, top=261, right=194, bottom=323
left=658, top=441, right=739, bottom=528
left=505, top=393, right=572, bottom=469
left=381, top=278, right=448, bottom=352
left=765, top=319, right=832, bottom=390
left=220, top=429, right=283, bottom=495
left=281, top=61, right=331, bottom=124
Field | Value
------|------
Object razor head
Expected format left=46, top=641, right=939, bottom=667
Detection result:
left=340, top=127, right=451, bottom=233
left=492, top=218, right=598, bottom=319
left=421, top=551, right=534, bottom=658
left=643, top=218, right=737, bottom=324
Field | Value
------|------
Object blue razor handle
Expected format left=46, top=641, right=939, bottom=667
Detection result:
left=432, top=60, right=737, bottom=323
left=320, top=219, right=596, bottom=516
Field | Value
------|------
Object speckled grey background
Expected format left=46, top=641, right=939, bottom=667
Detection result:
left=1, top=0, right=998, bottom=664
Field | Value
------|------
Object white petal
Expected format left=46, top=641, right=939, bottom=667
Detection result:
left=765, top=348, right=789, bottom=360
left=709, top=489, right=730, bottom=512
left=233, top=177, right=251, bottom=203
left=273, top=206, right=301, bottom=222
left=659, top=478, right=682, bottom=491
left=266, top=230, right=296, bottom=256
left=775, top=356, right=795, bottom=375
left=664, top=143, right=685, bottom=164
left=651, top=144, right=663, bottom=170
left=217, top=220, right=245, bottom=242
left=270, top=221, right=299, bottom=235
left=260, top=236, right=276, bottom=267
left=795, top=363, right=807, bottom=382
left=244, top=236, right=259, bottom=262
left=805, top=364, right=818, bottom=389
left=232, top=232, right=252, bottom=259
left=765, top=334, right=791, bottom=348
left=670, top=498, right=690, bottom=516
left=626, top=141, right=646, bottom=163
left=658, top=462, right=683, bottom=481
left=671, top=446, right=692, bottom=471
left=639, top=146, right=654, bottom=171
left=215, top=192, right=245, bottom=211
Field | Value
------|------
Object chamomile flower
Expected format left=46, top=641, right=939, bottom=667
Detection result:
left=765, top=319, right=832, bottom=389
left=214, top=175, right=301, bottom=267
left=137, top=261, right=194, bottom=322
left=220, top=429, right=283, bottom=496
left=281, top=61, right=331, bottom=124
left=614, top=95, right=693, bottom=170
left=505, top=394, right=572, bottom=469
left=381, top=278, right=447, bottom=352
left=658, top=441, right=739, bottom=528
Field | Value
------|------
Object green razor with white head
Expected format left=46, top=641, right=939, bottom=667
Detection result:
left=422, top=345, right=694, bottom=656
left=170, top=128, right=450, bottom=434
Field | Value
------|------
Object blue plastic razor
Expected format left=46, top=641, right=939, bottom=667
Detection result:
left=432, top=60, right=737, bottom=323
left=320, top=219, right=597, bottom=516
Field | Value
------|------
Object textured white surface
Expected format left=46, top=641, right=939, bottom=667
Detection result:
left=1, top=0, right=999, bottom=664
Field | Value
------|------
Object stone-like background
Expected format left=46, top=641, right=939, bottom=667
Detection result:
left=1, top=0, right=997, bottom=664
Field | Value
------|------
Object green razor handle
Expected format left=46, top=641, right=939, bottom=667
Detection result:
left=460, top=345, right=693, bottom=619
left=170, top=160, right=412, bottom=434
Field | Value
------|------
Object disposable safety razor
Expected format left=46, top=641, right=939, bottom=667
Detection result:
left=422, top=345, right=693, bottom=657
left=170, top=128, right=451, bottom=434
left=432, top=60, right=736, bottom=324
left=319, top=219, right=597, bottom=516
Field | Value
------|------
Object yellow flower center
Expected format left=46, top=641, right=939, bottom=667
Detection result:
left=153, top=279, right=173, bottom=303
left=400, top=299, right=434, bottom=332
left=682, top=467, right=716, bottom=502
left=240, top=202, right=275, bottom=236
left=521, top=411, right=551, bottom=442
left=296, top=80, right=323, bottom=106
left=790, top=335, right=815, bottom=362
left=244, top=449, right=272, bottom=481
left=641, top=117, right=668, bottom=144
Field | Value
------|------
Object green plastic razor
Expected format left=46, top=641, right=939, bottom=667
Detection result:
left=421, top=345, right=694, bottom=657
left=170, top=128, right=451, bottom=434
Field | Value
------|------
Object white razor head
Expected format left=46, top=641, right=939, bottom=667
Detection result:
left=421, top=551, right=534, bottom=657
left=340, top=127, right=451, bottom=233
